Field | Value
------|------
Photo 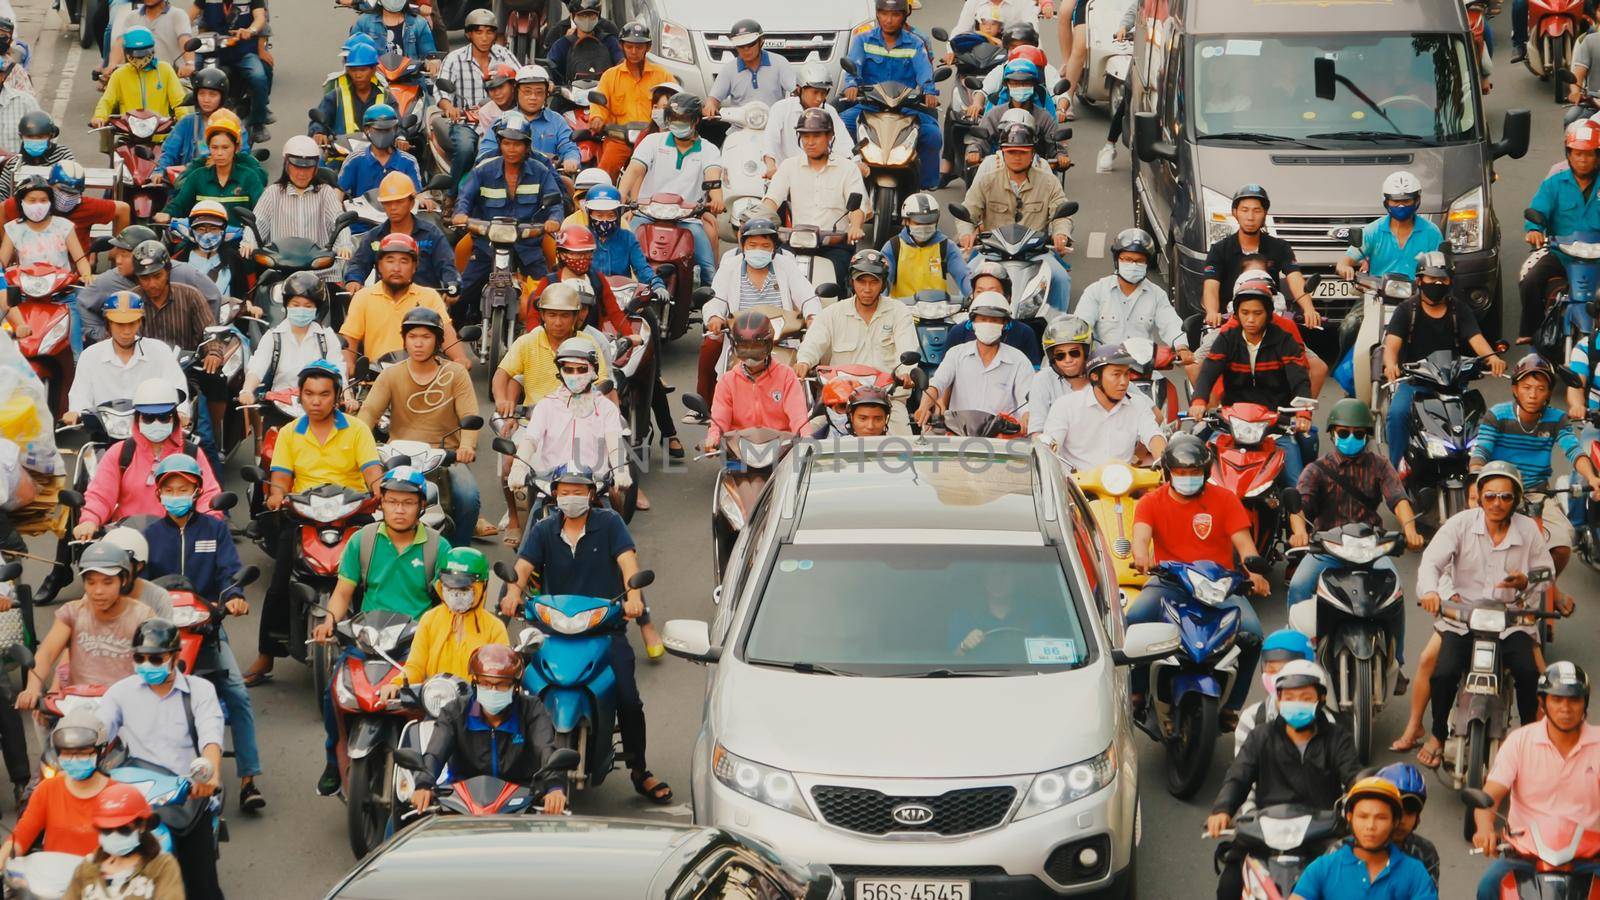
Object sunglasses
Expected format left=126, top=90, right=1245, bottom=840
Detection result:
left=102, top=824, right=142, bottom=837
left=1481, top=490, right=1516, bottom=503
left=1050, top=348, right=1085, bottom=361
left=138, top=411, right=176, bottom=423
left=1331, top=428, right=1368, bottom=439
left=132, top=653, right=168, bottom=665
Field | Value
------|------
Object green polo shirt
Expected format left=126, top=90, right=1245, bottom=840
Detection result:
left=337, top=523, right=451, bottom=620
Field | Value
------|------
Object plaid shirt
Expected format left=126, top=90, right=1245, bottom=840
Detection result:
left=438, top=44, right=520, bottom=112
left=0, top=87, right=39, bottom=157
left=141, top=282, right=217, bottom=354
left=1296, top=448, right=1408, bottom=531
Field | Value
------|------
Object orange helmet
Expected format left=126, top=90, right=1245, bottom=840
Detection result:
left=556, top=225, right=596, bottom=253
left=822, top=379, right=854, bottom=408
left=204, top=108, right=242, bottom=144
left=93, top=782, right=153, bottom=830
left=1568, top=123, right=1600, bottom=152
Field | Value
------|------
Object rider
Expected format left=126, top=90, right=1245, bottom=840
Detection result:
left=379, top=547, right=508, bottom=701
left=78, top=227, right=223, bottom=345
left=514, top=337, right=629, bottom=497
left=1382, top=250, right=1505, bottom=466
left=1025, top=314, right=1091, bottom=429
left=1333, top=170, right=1445, bottom=284
left=127, top=239, right=228, bottom=469
left=15, top=542, right=152, bottom=708
left=700, top=217, right=821, bottom=404
left=1521, top=123, right=1600, bottom=340
left=704, top=19, right=796, bottom=118
left=453, top=113, right=565, bottom=313
left=356, top=307, right=483, bottom=547
left=840, top=0, right=942, bottom=191
left=703, top=312, right=808, bottom=452
left=408, top=643, right=567, bottom=815
left=1287, top=777, right=1436, bottom=900
left=845, top=386, right=892, bottom=438
left=158, top=110, right=268, bottom=227
left=588, top=21, right=673, bottom=178
left=761, top=63, right=852, bottom=175
left=1202, top=185, right=1319, bottom=329
left=882, top=192, right=971, bottom=300
left=619, top=93, right=724, bottom=288
left=39, top=161, right=128, bottom=255
left=251, top=136, right=343, bottom=250
left=794, top=248, right=920, bottom=390
left=238, top=272, right=344, bottom=409
left=63, top=293, right=184, bottom=426
left=1234, top=628, right=1316, bottom=753
left=1041, top=343, right=1165, bottom=470
left=0, top=711, right=111, bottom=864
left=546, top=0, right=620, bottom=84
left=343, top=171, right=460, bottom=296
left=965, top=59, right=1065, bottom=163
left=189, top=0, right=271, bottom=144
left=1073, top=227, right=1188, bottom=353
left=0, top=111, right=72, bottom=201
left=176, top=200, right=248, bottom=298
left=1376, top=762, right=1441, bottom=885
left=157, top=69, right=250, bottom=169
left=349, top=0, right=437, bottom=59
left=141, top=453, right=264, bottom=813
left=63, top=781, right=185, bottom=898
left=474, top=65, right=578, bottom=173
left=309, top=39, right=395, bottom=146
left=76, top=378, right=220, bottom=539
left=956, top=123, right=1071, bottom=259
left=434, top=9, right=519, bottom=181
left=338, top=103, right=423, bottom=200
left=340, top=232, right=471, bottom=369
left=916, top=291, right=1031, bottom=428
left=494, top=283, right=610, bottom=425
left=761, top=107, right=867, bottom=289
left=88, top=28, right=186, bottom=132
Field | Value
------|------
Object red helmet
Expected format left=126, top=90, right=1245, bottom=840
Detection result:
left=822, top=378, right=854, bottom=407
left=1568, top=123, right=1600, bottom=152
left=485, top=63, right=519, bottom=90
left=729, top=310, right=775, bottom=346
left=377, top=232, right=420, bottom=258
left=556, top=225, right=596, bottom=253
left=93, top=782, right=153, bottom=830
left=1007, top=45, right=1048, bottom=72
left=469, top=644, right=525, bottom=681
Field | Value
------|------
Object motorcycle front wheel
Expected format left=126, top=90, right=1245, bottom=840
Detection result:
left=347, top=750, right=393, bottom=859
left=1462, top=718, right=1489, bottom=841
left=870, top=184, right=902, bottom=250
left=1164, top=693, right=1218, bottom=799
left=1350, top=653, right=1375, bottom=764
left=487, top=305, right=508, bottom=376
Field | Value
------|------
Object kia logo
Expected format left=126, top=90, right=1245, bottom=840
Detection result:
left=890, top=803, right=935, bottom=826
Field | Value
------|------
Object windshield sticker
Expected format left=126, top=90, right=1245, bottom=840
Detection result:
left=778, top=560, right=799, bottom=573
left=797, top=560, right=813, bottom=571
left=1224, top=39, right=1262, bottom=56
left=1026, top=638, right=1079, bottom=665
left=1200, top=44, right=1223, bottom=59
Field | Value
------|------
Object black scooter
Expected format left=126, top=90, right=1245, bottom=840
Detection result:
left=1213, top=804, right=1342, bottom=898
left=1394, top=349, right=1489, bottom=529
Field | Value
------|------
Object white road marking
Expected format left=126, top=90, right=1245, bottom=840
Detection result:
left=1086, top=230, right=1106, bottom=259
left=50, top=40, right=81, bottom=123
left=634, top=802, right=694, bottom=818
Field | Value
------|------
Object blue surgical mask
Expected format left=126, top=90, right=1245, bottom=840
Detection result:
left=1118, top=261, right=1147, bottom=284
left=1388, top=202, right=1417, bottom=222
left=591, top=217, right=617, bottom=239
left=194, top=229, right=223, bottom=252
left=286, top=307, right=318, bottom=327
left=668, top=122, right=693, bottom=140
left=21, top=138, right=48, bottom=158
left=99, top=829, right=142, bottom=858
left=744, top=248, right=773, bottom=269
left=477, top=686, right=514, bottom=715
left=1009, top=85, right=1034, bottom=103
left=135, top=662, right=171, bottom=686
left=60, top=757, right=98, bottom=781
left=1279, top=699, right=1318, bottom=729
left=1171, top=474, right=1205, bottom=496
left=161, top=494, right=195, bottom=518
left=1335, top=434, right=1367, bottom=456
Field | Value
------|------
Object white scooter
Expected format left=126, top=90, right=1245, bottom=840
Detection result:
left=714, top=101, right=772, bottom=242
left=1078, top=0, right=1134, bottom=106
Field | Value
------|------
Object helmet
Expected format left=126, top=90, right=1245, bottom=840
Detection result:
left=556, top=225, right=596, bottom=253
left=152, top=453, right=203, bottom=488
left=297, top=359, right=344, bottom=389
left=850, top=248, right=889, bottom=280
left=1109, top=227, right=1155, bottom=261
left=1273, top=658, right=1331, bottom=697
left=554, top=337, right=600, bottom=368
left=189, top=200, right=229, bottom=226
left=1511, top=353, right=1557, bottom=385
left=1326, top=397, right=1376, bottom=430
left=584, top=185, right=622, bottom=212
left=1539, top=660, right=1591, bottom=703
left=130, top=618, right=180, bottom=655
left=998, top=123, right=1035, bottom=149
left=1381, top=170, right=1422, bottom=201
left=345, top=40, right=381, bottom=67
left=493, top=111, right=533, bottom=143
left=570, top=0, right=602, bottom=13
left=618, top=21, right=652, bottom=43
left=1001, top=58, right=1040, bottom=83
left=730, top=311, right=776, bottom=348
left=1261, top=628, right=1314, bottom=663
left=1086, top=343, right=1136, bottom=375
left=821, top=378, right=854, bottom=408
left=130, top=240, right=170, bottom=277
left=192, top=66, right=229, bottom=94
left=93, top=782, right=153, bottom=830
left=739, top=217, right=778, bottom=241
left=650, top=81, right=683, bottom=101
left=797, top=62, right=832, bottom=91
left=876, top=0, right=909, bottom=10
left=1231, top=270, right=1275, bottom=308
left=282, top=271, right=326, bottom=312
left=18, top=110, right=57, bottom=140
left=536, top=282, right=582, bottom=312
left=102, top=291, right=145, bottom=323
left=380, top=465, right=428, bottom=497
left=969, top=290, right=1012, bottom=319
left=1003, top=22, right=1039, bottom=44
left=574, top=168, right=612, bottom=193
left=1160, top=433, right=1211, bottom=473
left=969, top=259, right=1012, bottom=296
left=795, top=107, right=832, bottom=134
left=469, top=644, right=524, bottom=682
left=122, top=26, right=155, bottom=52
left=101, top=527, right=149, bottom=566
left=11, top=175, right=47, bottom=203
left=464, top=7, right=496, bottom=28
left=283, top=134, right=321, bottom=167
left=515, top=63, right=551, bottom=87
left=363, top=103, right=399, bottom=128
left=1568, top=123, right=1600, bottom=152
left=48, top=160, right=87, bottom=192
left=484, top=62, right=519, bottom=90
left=847, top=385, right=893, bottom=413
left=110, top=224, right=157, bottom=251
left=399, top=306, right=445, bottom=345
left=51, top=709, right=107, bottom=753
left=1376, top=763, right=1428, bottom=812
left=1231, top=183, right=1270, bottom=210
left=78, top=541, right=134, bottom=578
left=377, top=232, right=420, bottom=259
left=1040, top=315, right=1091, bottom=352
left=133, top=379, right=180, bottom=414
left=728, top=18, right=763, bottom=47
left=1007, top=44, right=1048, bottom=70
left=550, top=463, right=597, bottom=488
left=901, top=192, right=939, bottom=224
left=1416, top=249, right=1452, bottom=280
left=664, top=93, right=704, bottom=125
left=436, top=546, right=490, bottom=590
left=376, top=170, right=416, bottom=203
left=204, top=108, right=242, bottom=144
left=1341, top=777, right=1405, bottom=820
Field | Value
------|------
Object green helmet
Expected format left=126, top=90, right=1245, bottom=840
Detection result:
left=1326, top=398, right=1376, bottom=430
left=435, top=546, right=489, bottom=590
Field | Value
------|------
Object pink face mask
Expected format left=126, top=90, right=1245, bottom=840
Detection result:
left=1261, top=671, right=1279, bottom=698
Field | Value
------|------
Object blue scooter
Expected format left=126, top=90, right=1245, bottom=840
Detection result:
left=1135, top=560, right=1255, bottom=800
left=494, top=562, right=655, bottom=792
left=1523, top=207, right=1600, bottom=363
left=909, top=288, right=964, bottom=379
left=100, top=747, right=225, bottom=855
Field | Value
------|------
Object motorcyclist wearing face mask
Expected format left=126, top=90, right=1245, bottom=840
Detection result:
left=946, top=258, right=1038, bottom=363
left=965, top=59, right=1065, bottom=162
left=0, top=111, right=73, bottom=201
left=239, top=272, right=345, bottom=410
left=0, top=176, right=93, bottom=289
left=0, top=711, right=114, bottom=865
left=1333, top=170, right=1444, bottom=283
left=883, top=192, right=971, bottom=300
left=62, top=781, right=185, bottom=899
left=379, top=547, right=509, bottom=703
left=172, top=199, right=251, bottom=301
left=1025, top=314, right=1091, bottom=430
left=20, top=160, right=129, bottom=253
left=546, top=0, right=621, bottom=84
left=1127, top=434, right=1270, bottom=724
left=350, top=0, right=438, bottom=61
left=1382, top=250, right=1504, bottom=466
left=619, top=92, right=725, bottom=286
left=704, top=312, right=808, bottom=452
left=701, top=218, right=821, bottom=405
left=410, top=643, right=567, bottom=816
left=1073, top=227, right=1189, bottom=356
left=513, top=338, right=631, bottom=506
left=89, top=27, right=187, bottom=132
left=338, top=103, right=423, bottom=201
left=916, top=291, right=1032, bottom=429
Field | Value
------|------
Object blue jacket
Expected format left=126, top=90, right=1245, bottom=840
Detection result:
left=842, top=25, right=936, bottom=96
left=1527, top=168, right=1600, bottom=238
left=476, top=108, right=579, bottom=167
left=158, top=110, right=251, bottom=170
left=349, top=12, right=437, bottom=60
left=338, top=147, right=423, bottom=203
left=142, top=512, right=245, bottom=604
left=880, top=228, right=973, bottom=297
left=454, top=155, right=564, bottom=269
left=344, top=216, right=460, bottom=292
left=593, top=227, right=664, bottom=290
left=946, top=319, right=1042, bottom=366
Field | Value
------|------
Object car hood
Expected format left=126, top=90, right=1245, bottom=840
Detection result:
left=670, top=0, right=872, bottom=32
left=712, top=659, right=1116, bottom=777
left=1194, top=143, right=1475, bottom=215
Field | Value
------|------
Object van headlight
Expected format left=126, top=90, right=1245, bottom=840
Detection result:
left=1447, top=186, right=1484, bottom=254
left=1015, top=746, right=1116, bottom=820
left=1202, top=187, right=1237, bottom=247
left=659, top=20, right=692, bottom=63
left=712, top=744, right=812, bottom=819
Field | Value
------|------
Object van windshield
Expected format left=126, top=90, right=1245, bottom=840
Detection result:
left=1190, top=34, right=1478, bottom=146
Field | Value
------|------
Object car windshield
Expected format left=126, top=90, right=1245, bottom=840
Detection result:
left=741, top=544, right=1089, bottom=676
left=1190, top=34, right=1478, bottom=145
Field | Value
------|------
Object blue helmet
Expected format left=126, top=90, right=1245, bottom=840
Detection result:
left=363, top=103, right=399, bottom=127
left=1260, top=628, right=1313, bottom=662
left=550, top=463, right=597, bottom=488
left=1001, top=58, right=1040, bottom=83
left=1376, top=763, right=1426, bottom=811
left=584, top=185, right=622, bottom=212
left=102, top=290, right=145, bottom=323
left=380, top=465, right=427, bottom=496
left=152, top=453, right=203, bottom=486
left=296, top=358, right=344, bottom=389
left=122, top=26, right=155, bottom=52
left=48, top=161, right=86, bottom=192
left=345, top=41, right=381, bottom=68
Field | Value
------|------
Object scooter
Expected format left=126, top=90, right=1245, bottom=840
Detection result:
left=391, top=709, right=580, bottom=819
left=496, top=561, right=655, bottom=792
left=778, top=195, right=861, bottom=298
left=102, top=110, right=178, bottom=224
left=1463, top=793, right=1600, bottom=898
left=1071, top=463, right=1162, bottom=607
left=713, top=102, right=772, bottom=242
left=1331, top=261, right=1413, bottom=409
left=163, top=561, right=260, bottom=680
left=1394, top=350, right=1488, bottom=529
left=601, top=275, right=655, bottom=510
left=682, top=394, right=795, bottom=580
left=189, top=310, right=259, bottom=464
left=238, top=388, right=302, bottom=519
left=330, top=608, right=423, bottom=858
left=1524, top=207, right=1600, bottom=362
left=42, top=401, right=133, bottom=599
left=185, top=32, right=260, bottom=123
left=1136, top=560, right=1254, bottom=799
left=909, top=289, right=965, bottom=378
left=1524, top=0, right=1589, bottom=102
left=947, top=199, right=1077, bottom=340
left=374, top=415, right=485, bottom=535
left=6, top=262, right=77, bottom=417
left=1201, top=400, right=1314, bottom=561
left=837, top=57, right=953, bottom=248
left=1123, top=337, right=1183, bottom=422
left=1212, top=804, right=1342, bottom=900
left=929, top=28, right=1003, bottom=188
left=103, top=745, right=224, bottom=857
left=2, top=851, right=83, bottom=900
left=463, top=215, right=542, bottom=364
left=633, top=194, right=709, bottom=342
left=236, top=206, right=350, bottom=325
left=1286, top=524, right=1405, bottom=764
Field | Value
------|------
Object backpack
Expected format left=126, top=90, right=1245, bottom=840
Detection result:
left=261, top=328, right=330, bottom=393
left=121, top=437, right=204, bottom=471
left=353, top=521, right=444, bottom=588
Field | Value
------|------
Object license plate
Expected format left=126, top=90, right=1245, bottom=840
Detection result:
left=1313, top=279, right=1360, bottom=299
left=855, top=880, right=971, bottom=900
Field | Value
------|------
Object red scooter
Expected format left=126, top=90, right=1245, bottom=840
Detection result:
left=1202, top=400, right=1314, bottom=560
left=555, top=82, right=602, bottom=167
left=104, top=110, right=178, bottom=223
left=6, top=262, right=77, bottom=416
left=1526, top=0, right=1591, bottom=102
left=1465, top=790, right=1600, bottom=898
left=633, top=193, right=708, bottom=342
left=329, top=608, right=421, bottom=859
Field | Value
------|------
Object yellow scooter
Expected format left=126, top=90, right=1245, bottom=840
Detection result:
left=1071, top=462, right=1163, bottom=607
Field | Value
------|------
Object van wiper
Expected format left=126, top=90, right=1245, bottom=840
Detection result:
left=1197, top=131, right=1316, bottom=147
left=893, top=667, right=1014, bottom=677
left=1306, top=130, right=1439, bottom=144
left=755, top=660, right=863, bottom=677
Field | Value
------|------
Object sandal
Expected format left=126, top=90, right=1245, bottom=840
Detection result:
left=243, top=671, right=274, bottom=688
left=1416, top=739, right=1443, bottom=769
left=501, top=526, right=522, bottom=548
left=474, top=518, right=498, bottom=537
left=632, top=771, right=673, bottom=805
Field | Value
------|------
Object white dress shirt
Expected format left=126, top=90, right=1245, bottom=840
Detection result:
left=67, top=337, right=185, bottom=414
left=761, top=96, right=853, bottom=166
left=929, top=341, right=1032, bottom=417
left=1041, top=386, right=1162, bottom=471
left=764, top=152, right=869, bottom=230
left=244, top=322, right=347, bottom=393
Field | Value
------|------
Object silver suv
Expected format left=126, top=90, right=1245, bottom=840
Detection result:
left=663, top=438, right=1180, bottom=898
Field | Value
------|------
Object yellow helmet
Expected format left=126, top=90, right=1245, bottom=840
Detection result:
left=376, top=170, right=417, bottom=203
left=204, top=109, right=242, bottom=144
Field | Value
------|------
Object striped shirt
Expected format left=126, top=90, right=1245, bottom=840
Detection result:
left=1568, top=335, right=1600, bottom=410
left=1470, top=402, right=1581, bottom=490
left=0, top=144, right=73, bottom=201
left=141, top=282, right=217, bottom=354
left=736, top=268, right=783, bottom=313
left=0, top=87, right=39, bottom=157
left=253, top=182, right=344, bottom=247
left=438, top=44, right=520, bottom=111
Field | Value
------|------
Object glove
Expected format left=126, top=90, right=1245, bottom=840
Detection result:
left=614, top=466, right=633, bottom=489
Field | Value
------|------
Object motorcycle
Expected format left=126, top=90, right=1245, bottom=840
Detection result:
left=633, top=194, right=708, bottom=342
left=102, top=746, right=224, bottom=857
left=329, top=608, right=423, bottom=858
left=1524, top=0, right=1589, bottom=102
left=189, top=305, right=261, bottom=464
left=163, top=560, right=260, bottom=680
left=1212, top=804, right=1342, bottom=900
left=601, top=276, right=655, bottom=509
left=908, top=289, right=964, bottom=378
left=1136, top=560, right=1254, bottom=799
left=6, top=262, right=77, bottom=417
left=238, top=387, right=302, bottom=519
left=1393, top=350, right=1489, bottom=529
left=1123, top=337, right=1184, bottom=422
left=1200, top=399, right=1315, bottom=560
left=551, top=82, right=603, bottom=167
left=2, top=851, right=83, bottom=900
left=102, top=110, right=178, bottom=224
left=1286, top=524, right=1405, bottom=764
left=236, top=206, right=350, bottom=326
left=1329, top=264, right=1412, bottom=409
left=778, top=194, right=861, bottom=297
left=1463, top=793, right=1600, bottom=898
left=837, top=57, right=953, bottom=248
left=714, top=102, right=773, bottom=242
left=929, top=28, right=1003, bottom=189
left=947, top=199, right=1078, bottom=343
left=1071, top=462, right=1162, bottom=607
left=1523, top=208, right=1599, bottom=363
left=682, top=394, right=795, bottom=580
left=376, top=52, right=446, bottom=179
left=185, top=32, right=260, bottom=122
left=461, top=216, right=542, bottom=366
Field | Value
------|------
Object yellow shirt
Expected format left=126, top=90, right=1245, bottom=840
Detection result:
left=269, top=411, right=381, bottom=493
left=340, top=283, right=454, bottom=361
left=591, top=60, right=673, bottom=128
left=93, top=61, right=188, bottom=129
left=497, top=327, right=610, bottom=404
left=398, top=603, right=508, bottom=686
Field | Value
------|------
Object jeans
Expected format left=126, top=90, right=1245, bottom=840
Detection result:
left=440, top=121, right=478, bottom=183
left=230, top=54, right=272, bottom=128
left=1431, top=629, right=1538, bottom=742
left=840, top=104, right=943, bottom=190
left=323, top=646, right=356, bottom=764
left=1387, top=380, right=1419, bottom=466
left=1126, top=577, right=1262, bottom=711
left=1287, top=554, right=1406, bottom=664
left=629, top=215, right=715, bottom=285
left=1512, top=0, right=1529, bottom=47
left=608, top=631, right=649, bottom=774
left=1274, top=433, right=1306, bottom=486
left=444, top=463, right=481, bottom=548
left=192, top=401, right=222, bottom=476
left=208, top=630, right=261, bottom=778
left=68, top=298, right=83, bottom=356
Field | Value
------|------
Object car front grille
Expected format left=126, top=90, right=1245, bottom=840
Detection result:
left=703, top=31, right=842, bottom=64
left=811, top=785, right=1016, bottom=836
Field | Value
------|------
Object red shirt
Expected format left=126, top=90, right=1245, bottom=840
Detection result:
left=522, top=272, right=634, bottom=337
left=1134, top=483, right=1251, bottom=567
left=1, top=196, right=119, bottom=249
left=10, top=774, right=102, bottom=856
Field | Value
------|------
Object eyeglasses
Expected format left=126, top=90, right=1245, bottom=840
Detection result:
left=1481, top=490, right=1516, bottom=503
left=132, top=653, right=168, bottom=665
left=1331, top=428, right=1369, bottom=439
left=1050, top=348, right=1085, bottom=361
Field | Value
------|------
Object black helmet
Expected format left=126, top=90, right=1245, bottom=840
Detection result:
left=400, top=306, right=446, bottom=345
left=794, top=107, right=832, bottom=134
left=1231, top=183, right=1270, bottom=210
left=739, top=217, right=778, bottom=241
left=618, top=21, right=652, bottom=43
left=191, top=66, right=229, bottom=94
left=728, top=18, right=763, bottom=47
left=848, top=385, right=893, bottom=413
left=850, top=248, right=889, bottom=280
left=131, top=618, right=181, bottom=655
left=664, top=93, right=704, bottom=125
left=1003, top=22, right=1039, bottom=44
left=875, top=0, right=909, bottom=10
left=110, top=224, right=157, bottom=251
left=12, top=174, right=47, bottom=200
left=570, top=0, right=601, bottom=11
left=282, top=271, right=327, bottom=313
left=1160, top=433, right=1211, bottom=473
left=1109, top=227, right=1155, bottom=261
left=17, top=110, right=57, bottom=140
left=1539, top=661, right=1591, bottom=704
left=131, top=240, right=171, bottom=277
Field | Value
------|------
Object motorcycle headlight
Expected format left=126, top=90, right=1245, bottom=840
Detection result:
left=645, top=202, right=683, bottom=220
left=1015, top=746, right=1115, bottom=820
left=1099, top=464, right=1134, bottom=497
left=421, top=674, right=467, bottom=718
left=168, top=606, right=210, bottom=628
left=712, top=744, right=812, bottom=819
left=335, top=665, right=359, bottom=710
left=486, top=223, right=518, bottom=244
left=1202, top=186, right=1238, bottom=248
left=1447, top=186, right=1484, bottom=254
left=658, top=20, right=693, bottom=63
left=1472, top=643, right=1497, bottom=672
left=1230, top=417, right=1267, bottom=445
left=102, top=411, right=134, bottom=440
left=319, top=528, right=342, bottom=546
left=129, top=116, right=158, bottom=139
left=1469, top=608, right=1507, bottom=633
left=19, top=274, right=53, bottom=297
left=1424, top=434, right=1454, bottom=459
left=38, top=315, right=70, bottom=355
left=394, top=765, right=415, bottom=803
left=294, top=493, right=363, bottom=523
left=787, top=230, right=819, bottom=250
left=1189, top=574, right=1232, bottom=607
left=533, top=602, right=607, bottom=635
left=717, top=481, right=746, bottom=530
left=1258, top=813, right=1314, bottom=851
left=1327, top=534, right=1392, bottom=565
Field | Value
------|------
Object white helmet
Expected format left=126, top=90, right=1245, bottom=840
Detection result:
left=282, top=134, right=319, bottom=160
left=797, top=62, right=833, bottom=91
left=1273, top=659, right=1331, bottom=697
left=1381, top=170, right=1422, bottom=201
left=515, top=64, right=552, bottom=86
left=101, top=526, right=149, bottom=565
left=574, top=168, right=613, bottom=192
left=999, top=107, right=1033, bottom=128
left=969, top=290, right=1013, bottom=318
left=132, top=378, right=181, bottom=412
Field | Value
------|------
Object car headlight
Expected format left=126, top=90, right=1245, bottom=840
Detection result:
left=1424, top=434, right=1454, bottom=459
left=1447, top=186, right=1484, bottom=254
left=1015, top=747, right=1115, bottom=820
left=534, top=602, right=607, bottom=635
left=717, top=482, right=746, bottom=530
left=712, top=744, right=812, bottom=819
left=38, top=315, right=70, bottom=355
left=1469, top=608, right=1507, bottom=633
left=1202, top=186, right=1237, bottom=248
left=659, top=20, right=693, bottom=63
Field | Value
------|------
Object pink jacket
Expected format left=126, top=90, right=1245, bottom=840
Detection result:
left=708, top=363, right=809, bottom=446
left=80, top=433, right=223, bottom=528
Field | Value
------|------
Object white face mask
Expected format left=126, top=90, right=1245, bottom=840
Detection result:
left=562, top=371, right=595, bottom=394
left=556, top=495, right=590, bottom=518
left=139, top=419, right=174, bottom=444
left=20, top=200, right=48, bottom=222
left=1118, top=261, right=1148, bottom=284
left=907, top=224, right=936, bottom=243
left=973, top=322, right=1004, bottom=345
left=442, top=587, right=477, bottom=613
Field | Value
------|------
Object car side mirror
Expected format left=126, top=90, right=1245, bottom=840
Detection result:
left=1133, top=112, right=1176, bottom=163
left=1495, top=109, right=1531, bottom=161
left=1111, top=622, right=1181, bottom=666
left=661, top=619, right=720, bottom=664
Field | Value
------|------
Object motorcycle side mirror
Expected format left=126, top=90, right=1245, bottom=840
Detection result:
left=587, top=90, right=608, bottom=107
left=435, top=77, right=457, bottom=95
left=456, top=324, right=483, bottom=342
left=692, top=286, right=716, bottom=306
left=210, top=492, right=238, bottom=512
left=5, top=642, right=34, bottom=672
left=58, top=490, right=83, bottom=510
left=899, top=350, right=922, bottom=366
left=682, top=393, right=710, bottom=418
left=492, top=560, right=518, bottom=585
left=838, top=57, right=859, bottom=76
left=1493, top=340, right=1510, bottom=354
left=1182, top=313, right=1205, bottom=351
left=1242, top=555, right=1270, bottom=575
left=233, top=206, right=257, bottom=226
left=425, top=173, right=453, bottom=193
left=1054, top=124, right=1072, bottom=142
left=1052, top=200, right=1079, bottom=220
left=846, top=192, right=862, bottom=212
left=458, top=415, right=485, bottom=431
left=180, top=91, right=198, bottom=109
left=1529, top=566, right=1555, bottom=584
left=0, top=562, right=19, bottom=583
left=909, top=367, right=928, bottom=391
left=1302, top=273, right=1323, bottom=295
left=1460, top=787, right=1496, bottom=810
left=252, top=147, right=270, bottom=162
left=239, top=466, right=266, bottom=485
left=354, top=357, right=373, bottom=380
left=402, top=113, right=419, bottom=131
left=628, top=569, right=655, bottom=590
left=90, top=237, right=115, bottom=253
left=543, top=747, right=581, bottom=773
left=184, top=37, right=202, bottom=52
left=932, top=66, right=954, bottom=83
left=1524, top=207, right=1547, bottom=228
left=816, top=282, right=841, bottom=299
left=234, top=565, right=261, bottom=588
left=946, top=203, right=973, bottom=224
left=392, top=748, right=427, bottom=771
left=492, top=436, right=517, bottom=456
left=308, top=107, right=329, bottom=128
left=1053, top=77, right=1072, bottom=96
left=930, top=26, right=950, bottom=42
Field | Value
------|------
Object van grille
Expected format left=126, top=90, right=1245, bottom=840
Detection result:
left=1269, top=154, right=1414, bottom=166
left=811, top=785, right=1016, bottom=836
left=703, top=31, right=841, bottom=64
left=1268, top=213, right=1375, bottom=255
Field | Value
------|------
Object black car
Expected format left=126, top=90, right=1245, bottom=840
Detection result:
left=324, top=816, right=840, bottom=900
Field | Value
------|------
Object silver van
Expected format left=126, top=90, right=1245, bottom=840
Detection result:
left=1128, top=0, right=1529, bottom=339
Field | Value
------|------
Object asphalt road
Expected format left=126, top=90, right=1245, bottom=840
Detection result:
left=4, top=0, right=1590, bottom=896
